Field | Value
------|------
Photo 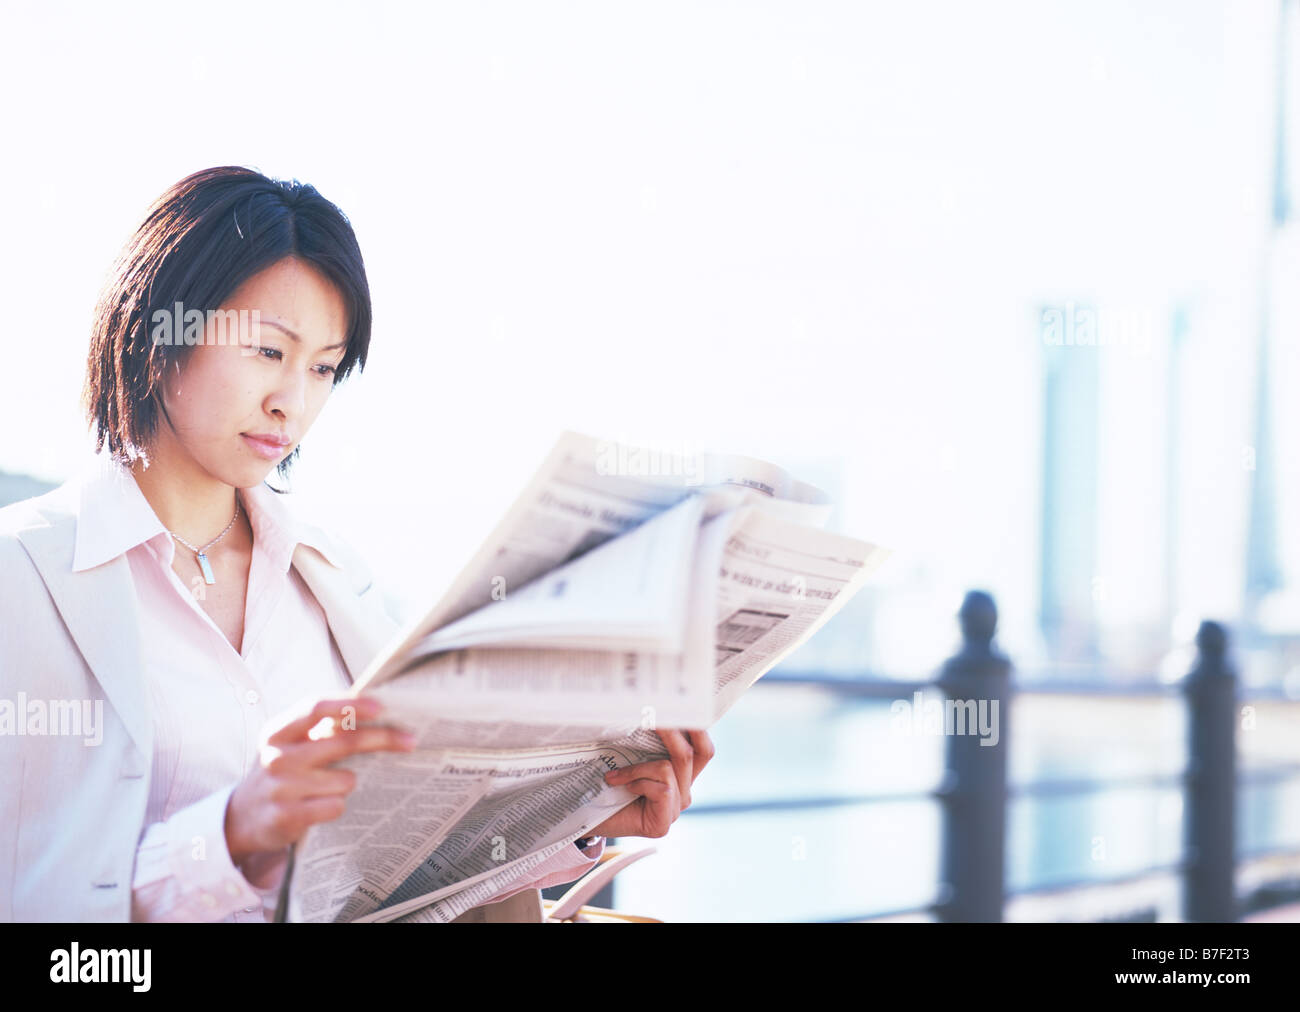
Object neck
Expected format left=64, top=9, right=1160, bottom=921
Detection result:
left=131, top=438, right=248, bottom=551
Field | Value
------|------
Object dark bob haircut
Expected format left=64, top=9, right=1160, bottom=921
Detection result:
left=82, top=165, right=371, bottom=488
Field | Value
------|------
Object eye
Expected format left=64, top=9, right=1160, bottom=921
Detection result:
left=259, top=346, right=283, bottom=361
left=314, top=363, right=338, bottom=378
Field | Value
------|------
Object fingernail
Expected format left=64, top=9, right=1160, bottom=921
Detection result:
left=399, top=733, right=417, bottom=749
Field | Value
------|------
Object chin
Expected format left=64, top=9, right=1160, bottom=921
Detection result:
left=237, top=470, right=276, bottom=490
left=217, top=456, right=280, bottom=489
left=246, top=461, right=282, bottom=486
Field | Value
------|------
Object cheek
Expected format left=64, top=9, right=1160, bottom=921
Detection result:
left=167, top=352, right=258, bottom=430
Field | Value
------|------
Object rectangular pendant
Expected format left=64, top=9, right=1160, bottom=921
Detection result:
left=196, top=552, right=216, bottom=585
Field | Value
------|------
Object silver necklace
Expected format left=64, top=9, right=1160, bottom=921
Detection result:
left=169, top=494, right=241, bottom=586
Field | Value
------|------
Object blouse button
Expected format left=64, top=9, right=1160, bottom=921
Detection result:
left=201, top=893, right=218, bottom=909
left=244, top=689, right=260, bottom=705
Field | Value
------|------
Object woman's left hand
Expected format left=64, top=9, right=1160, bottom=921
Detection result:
left=589, top=728, right=716, bottom=839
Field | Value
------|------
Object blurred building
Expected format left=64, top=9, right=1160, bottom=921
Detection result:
left=1038, top=313, right=1102, bottom=665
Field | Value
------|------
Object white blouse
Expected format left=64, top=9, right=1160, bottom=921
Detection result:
left=70, top=460, right=600, bottom=922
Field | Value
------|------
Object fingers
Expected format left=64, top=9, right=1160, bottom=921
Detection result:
left=599, top=729, right=717, bottom=841
left=274, top=796, right=350, bottom=842
left=684, top=729, right=716, bottom=779
left=299, top=796, right=349, bottom=822
left=268, top=724, right=415, bottom=772
left=264, top=766, right=358, bottom=804
left=265, top=695, right=382, bottom=746
left=653, top=728, right=695, bottom=810
left=232, top=695, right=417, bottom=856
left=651, top=727, right=717, bottom=807
left=606, top=758, right=680, bottom=837
left=261, top=693, right=414, bottom=770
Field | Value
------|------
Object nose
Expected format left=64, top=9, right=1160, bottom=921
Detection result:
left=266, top=365, right=308, bottom=423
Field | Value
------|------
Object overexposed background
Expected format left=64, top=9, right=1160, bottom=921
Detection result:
left=3, top=0, right=1288, bottom=671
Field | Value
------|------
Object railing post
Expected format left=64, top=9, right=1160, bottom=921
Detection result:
left=936, top=590, right=1012, bottom=922
left=1182, top=620, right=1238, bottom=922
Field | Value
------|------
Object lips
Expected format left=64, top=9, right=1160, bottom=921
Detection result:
left=241, top=432, right=293, bottom=459
left=243, top=432, right=291, bottom=447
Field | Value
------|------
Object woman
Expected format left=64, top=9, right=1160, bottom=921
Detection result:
left=0, top=165, right=713, bottom=922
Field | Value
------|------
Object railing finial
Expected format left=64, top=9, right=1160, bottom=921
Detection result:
left=958, top=589, right=998, bottom=647
left=1194, top=620, right=1227, bottom=660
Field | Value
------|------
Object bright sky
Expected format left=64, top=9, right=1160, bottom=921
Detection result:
left=0, top=0, right=1286, bottom=675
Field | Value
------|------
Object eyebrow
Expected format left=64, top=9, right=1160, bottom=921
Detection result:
left=261, top=320, right=348, bottom=353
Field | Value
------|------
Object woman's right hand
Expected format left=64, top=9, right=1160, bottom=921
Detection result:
left=225, top=695, right=415, bottom=866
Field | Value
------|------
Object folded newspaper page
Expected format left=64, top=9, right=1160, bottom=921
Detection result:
left=279, top=432, right=892, bottom=922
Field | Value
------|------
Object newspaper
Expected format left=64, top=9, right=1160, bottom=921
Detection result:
left=279, top=432, right=892, bottom=922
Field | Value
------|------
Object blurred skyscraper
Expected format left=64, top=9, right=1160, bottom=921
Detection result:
left=1245, top=0, right=1296, bottom=632
left=1039, top=323, right=1101, bottom=665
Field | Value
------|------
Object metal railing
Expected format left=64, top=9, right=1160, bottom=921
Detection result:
left=652, top=591, right=1300, bottom=922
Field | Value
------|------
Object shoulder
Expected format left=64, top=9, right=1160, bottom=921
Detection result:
left=0, top=488, right=81, bottom=691
left=0, top=526, right=47, bottom=620
left=0, top=479, right=79, bottom=581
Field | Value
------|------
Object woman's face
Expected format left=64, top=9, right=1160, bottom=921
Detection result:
left=151, top=255, right=349, bottom=488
